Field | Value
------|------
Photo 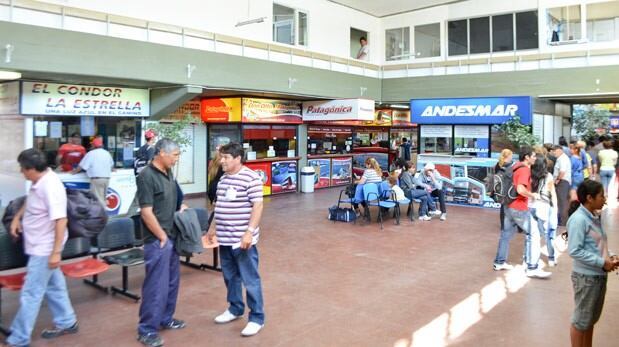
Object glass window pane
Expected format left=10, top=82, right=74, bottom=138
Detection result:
left=298, top=12, right=307, bottom=46
left=492, top=14, right=514, bottom=52
left=209, top=124, right=240, bottom=159
left=469, top=17, right=490, bottom=54
left=516, top=11, right=538, bottom=50
left=385, top=27, right=410, bottom=61
left=273, top=4, right=295, bottom=45
left=448, top=20, right=468, bottom=56
left=420, top=125, right=452, bottom=154
left=414, top=23, right=440, bottom=58
left=587, top=1, right=619, bottom=42
left=547, top=5, right=581, bottom=42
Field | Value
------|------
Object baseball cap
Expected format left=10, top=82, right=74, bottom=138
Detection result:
left=145, top=129, right=156, bottom=140
left=424, top=163, right=435, bottom=171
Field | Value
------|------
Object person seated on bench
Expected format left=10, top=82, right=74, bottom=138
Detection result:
left=400, top=161, right=440, bottom=221
left=352, top=157, right=383, bottom=215
left=415, top=162, right=447, bottom=221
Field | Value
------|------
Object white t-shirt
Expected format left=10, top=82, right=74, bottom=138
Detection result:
left=553, top=153, right=572, bottom=184
left=357, top=45, right=369, bottom=60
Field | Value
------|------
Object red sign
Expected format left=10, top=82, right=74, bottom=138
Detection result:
left=245, top=162, right=272, bottom=196
left=201, top=98, right=241, bottom=123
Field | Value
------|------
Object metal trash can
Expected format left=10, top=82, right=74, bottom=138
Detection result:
left=300, top=166, right=315, bottom=193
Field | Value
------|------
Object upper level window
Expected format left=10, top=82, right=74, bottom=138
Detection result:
left=492, top=14, right=514, bottom=52
left=273, top=4, right=308, bottom=46
left=470, top=17, right=490, bottom=54
left=385, top=27, right=410, bottom=61
left=448, top=19, right=468, bottom=56
left=414, top=23, right=440, bottom=58
left=516, top=11, right=539, bottom=49
left=547, top=5, right=581, bottom=43
left=587, top=1, right=619, bottom=42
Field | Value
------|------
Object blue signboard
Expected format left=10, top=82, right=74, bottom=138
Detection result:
left=610, top=116, right=619, bottom=129
left=411, top=96, right=532, bottom=125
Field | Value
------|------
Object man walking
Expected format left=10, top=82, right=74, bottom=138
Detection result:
left=207, top=142, right=265, bottom=337
left=551, top=145, right=571, bottom=226
left=136, top=139, right=187, bottom=347
left=4, top=149, right=78, bottom=347
left=73, top=136, right=114, bottom=207
left=493, top=146, right=552, bottom=278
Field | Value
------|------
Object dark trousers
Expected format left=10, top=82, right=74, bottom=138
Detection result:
left=431, top=189, right=446, bottom=213
left=138, top=240, right=180, bottom=335
left=555, top=179, right=570, bottom=226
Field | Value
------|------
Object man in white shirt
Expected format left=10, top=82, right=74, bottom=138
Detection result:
left=73, top=136, right=114, bottom=207
left=551, top=145, right=571, bottom=226
left=356, top=37, right=369, bottom=61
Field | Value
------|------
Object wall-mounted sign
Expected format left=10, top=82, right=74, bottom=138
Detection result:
left=420, top=125, right=452, bottom=137
left=242, top=98, right=302, bottom=124
left=392, top=110, right=415, bottom=126
left=610, top=116, right=619, bottom=129
left=0, top=82, right=19, bottom=115
left=201, top=98, right=242, bottom=123
left=411, top=96, right=532, bottom=125
left=165, top=99, right=201, bottom=122
left=302, top=99, right=374, bottom=121
left=21, top=82, right=149, bottom=117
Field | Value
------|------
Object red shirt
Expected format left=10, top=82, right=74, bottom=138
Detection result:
left=508, top=162, right=530, bottom=211
left=57, top=143, right=86, bottom=172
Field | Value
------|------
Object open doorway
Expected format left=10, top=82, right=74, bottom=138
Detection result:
left=350, top=28, right=369, bottom=60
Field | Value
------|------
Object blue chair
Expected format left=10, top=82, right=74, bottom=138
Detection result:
left=379, top=181, right=412, bottom=224
left=363, top=183, right=396, bottom=229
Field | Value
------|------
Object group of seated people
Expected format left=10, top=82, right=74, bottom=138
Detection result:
left=352, top=157, right=447, bottom=221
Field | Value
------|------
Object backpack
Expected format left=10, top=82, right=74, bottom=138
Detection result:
left=134, top=144, right=153, bottom=176
left=327, top=205, right=357, bottom=223
left=492, top=164, right=523, bottom=205
left=2, top=190, right=108, bottom=239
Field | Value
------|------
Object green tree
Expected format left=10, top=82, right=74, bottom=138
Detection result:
left=145, top=114, right=196, bottom=177
left=572, top=105, right=610, bottom=142
left=493, top=116, right=540, bottom=148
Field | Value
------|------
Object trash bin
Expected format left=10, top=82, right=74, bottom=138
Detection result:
left=300, top=166, right=315, bottom=193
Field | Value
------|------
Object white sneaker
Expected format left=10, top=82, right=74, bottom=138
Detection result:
left=419, top=215, right=431, bottom=221
left=526, top=268, right=552, bottom=278
left=440, top=213, right=447, bottom=221
left=241, top=322, right=264, bottom=337
left=214, top=310, right=240, bottom=324
left=429, top=210, right=442, bottom=216
left=493, top=263, right=514, bottom=271
left=548, top=260, right=557, bottom=267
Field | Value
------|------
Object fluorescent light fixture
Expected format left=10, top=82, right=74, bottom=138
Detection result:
left=235, top=17, right=267, bottom=27
left=0, top=70, right=21, bottom=80
left=390, top=104, right=409, bottom=109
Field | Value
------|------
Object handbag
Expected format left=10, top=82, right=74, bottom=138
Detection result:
left=327, top=205, right=357, bottom=223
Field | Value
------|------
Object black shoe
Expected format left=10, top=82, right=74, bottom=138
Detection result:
left=137, top=333, right=164, bottom=347
left=41, top=322, right=78, bottom=339
left=162, top=318, right=186, bottom=330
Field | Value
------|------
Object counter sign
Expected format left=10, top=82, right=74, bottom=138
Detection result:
left=411, top=96, right=531, bottom=125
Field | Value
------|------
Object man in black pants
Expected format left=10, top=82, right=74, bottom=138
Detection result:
left=551, top=145, right=571, bottom=226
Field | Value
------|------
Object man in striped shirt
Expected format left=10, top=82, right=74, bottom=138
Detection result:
left=207, top=142, right=265, bottom=337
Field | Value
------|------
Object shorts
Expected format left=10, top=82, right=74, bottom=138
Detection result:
left=571, top=272, right=607, bottom=331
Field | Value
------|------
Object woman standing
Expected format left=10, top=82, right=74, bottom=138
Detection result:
left=566, top=180, right=617, bottom=347
left=530, top=157, right=558, bottom=266
left=570, top=145, right=584, bottom=201
left=495, top=149, right=513, bottom=230
left=598, top=140, right=617, bottom=197
left=207, top=151, right=224, bottom=204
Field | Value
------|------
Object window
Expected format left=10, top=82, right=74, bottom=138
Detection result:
left=385, top=27, right=410, bottom=61
left=469, top=17, right=490, bottom=54
left=516, top=11, right=538, bottom=49
left=308, top=127, right=352, bottom=155
left=448, top=20, right=468, bottom=56
left=492, top=14, right=514, bottom=52
left=209, top=124, right=240, bottom=159
left=243, top=125, right=297, bottom=159
left=414, top=23, right=440, bottom=58
left=273, top=4, right=307, bottom=46
left=587, top=1, right=619, bottom=42
left=420, top=125, right=452, bottom=154
left=547, top=5, right=581, bottom=43
left=350, top=28, right=369, bottom=59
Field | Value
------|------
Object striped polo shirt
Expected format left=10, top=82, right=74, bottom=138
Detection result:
left=215, top=166, right=263, bottom=246
left=362, top=169, right=382, bottom=183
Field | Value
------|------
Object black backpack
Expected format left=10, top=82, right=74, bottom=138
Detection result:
left=492, top=164, right=523, bottom=205
left=134, top=144, right=153, bottom=176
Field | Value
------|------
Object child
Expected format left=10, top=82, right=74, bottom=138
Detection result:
left=387, top=174, right=406, bottom=202
left=566, top=180, right=618, bottom=347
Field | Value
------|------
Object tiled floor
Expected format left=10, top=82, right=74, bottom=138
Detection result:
left=2, top=187, right=618, bottom=347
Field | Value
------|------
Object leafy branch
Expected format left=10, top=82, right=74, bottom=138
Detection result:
left=493, top=115, right=540, bottom=148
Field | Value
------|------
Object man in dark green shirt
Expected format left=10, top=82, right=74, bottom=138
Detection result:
left=136, top=138, right=187, bottom=347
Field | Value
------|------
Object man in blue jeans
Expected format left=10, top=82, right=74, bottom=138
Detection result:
left=136, top=139, right=188, bottom=347
left=207, top=142, right=265, bottom=337
left=493, top=146, right=552, bottom=278
left=5, top=149, right=78, bottom=347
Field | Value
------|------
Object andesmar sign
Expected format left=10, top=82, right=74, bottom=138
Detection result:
left=21, top=82, right=150, bottom=117
left=302, top=99, right=374, bottom=121
left=411, top=96, right=532, bottom=125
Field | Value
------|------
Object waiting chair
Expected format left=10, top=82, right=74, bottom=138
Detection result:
left=379, top=181, right=413, bottom=224
left=0, top=232, right=28, bottom=336
left=60, top=237, right=110, bottom=294
left=363, top=183, right=396, bottom=230
left=95, top=218, right=144, bottom=302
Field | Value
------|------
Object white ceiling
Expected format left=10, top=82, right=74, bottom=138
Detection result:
left=328, top=0, right=468, bottom=17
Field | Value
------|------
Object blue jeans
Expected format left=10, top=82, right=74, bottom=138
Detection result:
left=7, top=256, right=76, bottom=346
left=405, top=189, right=435, bottom=216
left=219, top=245, right=264, bottom=325
left=531, top=206, right=557, bottom=261
left=494, top=207, right=540, bottom=269
left=599, top=169, right=614, bottom=196
left=138, top=240, right=180, bottom=336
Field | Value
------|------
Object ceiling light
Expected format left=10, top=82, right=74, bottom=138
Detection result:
left=235, top=17, right=267, bottom=27
left=0, top=70, right=21, bottom=80
left=390, top=104, right=409, bottom=109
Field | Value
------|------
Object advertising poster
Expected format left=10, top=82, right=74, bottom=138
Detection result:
left=352, top=152, right=388, bottom=177
left=201, top=98, right=242, bottom=122
left=242, top=98, right=302, bottom=124
left=454, top=125, right=490, bottom=158
left=331, top=157, right=352, bottom=186
left=308, top=158, right=331, bottom=189
left=246, top=162, right=272, bottom=196
left=302, top=98, right=374, bottom=121
left=271, top=160, right=297, bottom=194
left=392, top=110, right=414, bottom=126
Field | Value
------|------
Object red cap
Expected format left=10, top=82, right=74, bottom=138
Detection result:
left=92, top=137, right=103, bottom=148
left=145, top=129, right=156, bottom=140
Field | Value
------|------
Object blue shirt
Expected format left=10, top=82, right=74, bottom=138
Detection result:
left=570, top=155, right=583, bottom=182
left=79, top=148, right=114, bottom=178
left=567, top=205, right=609, bottom=276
